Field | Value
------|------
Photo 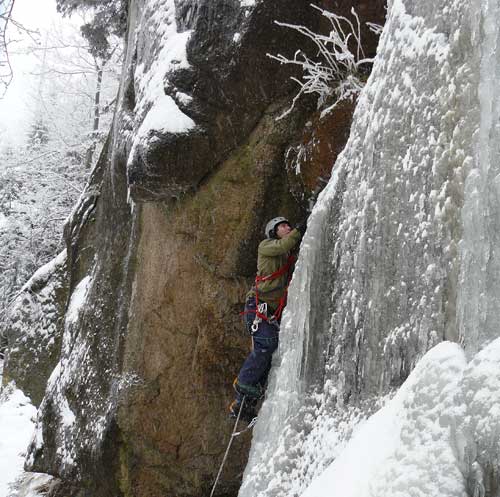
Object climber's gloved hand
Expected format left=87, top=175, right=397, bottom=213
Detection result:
left=295, top=218, right=308, bottom=236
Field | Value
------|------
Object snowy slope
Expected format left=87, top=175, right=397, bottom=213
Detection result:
left=0, top=361, right=52, bottom=497
left=301, top=342, right=468, bottom=497
left=300, top=339, right=500, bottom=497
left=1, top=343, right=58, bottom=497
left=0, top=384, right=37, bottom=496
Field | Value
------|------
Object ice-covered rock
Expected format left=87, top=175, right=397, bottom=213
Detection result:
left=240, top=0, right=500, bottom=495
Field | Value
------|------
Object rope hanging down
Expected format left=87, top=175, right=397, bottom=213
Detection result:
left=209, top=397, right=257, bottom=497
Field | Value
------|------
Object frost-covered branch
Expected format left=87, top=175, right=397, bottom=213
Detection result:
left=0, top=0, right=39, bottom=98
left=0, top=142, right=86, bottom=330
left=0, top=0, right=15, bottom=97
left=268, top=4, right=382, bottom=119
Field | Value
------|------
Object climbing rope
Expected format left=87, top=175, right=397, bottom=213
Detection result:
left=209, top=397, right=257, bottom=497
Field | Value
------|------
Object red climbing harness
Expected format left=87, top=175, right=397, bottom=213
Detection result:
left=242, top=255, right=296, bottom=328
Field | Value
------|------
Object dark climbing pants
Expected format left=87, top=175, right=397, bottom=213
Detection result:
left=237, top=297, right=279, bottom=398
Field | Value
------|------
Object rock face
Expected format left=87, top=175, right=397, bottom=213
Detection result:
left=2, top=1, right=385, bottom=496
left=125, top=0, right=319, bottom=201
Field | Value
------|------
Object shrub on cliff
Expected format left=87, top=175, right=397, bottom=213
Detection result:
left=269, top=5, right=382, bottom=119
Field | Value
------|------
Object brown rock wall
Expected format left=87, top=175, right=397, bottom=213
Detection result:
left=118, top=102, right=308, bottom=496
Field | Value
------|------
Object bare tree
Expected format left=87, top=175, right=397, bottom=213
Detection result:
left=28, top=23, right=122, bottom=168
left=84, top=42, right=120, bottom=167
left=0, top=0, right=39, bottom=98
left=0, top=0, right=15, bottom=97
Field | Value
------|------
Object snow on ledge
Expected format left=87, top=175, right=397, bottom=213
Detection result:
left=9, top=472, right=54, bottom=497
left=19, top=250, right=66, bottom=294
left=136, top=93, right=194, bottom=139
left=128, top=0, right=195, bottom=166
left=65, top=275, right=91, bottom=326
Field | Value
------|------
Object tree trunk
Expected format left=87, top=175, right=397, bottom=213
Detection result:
left=85, top=66, right=103, bottom=169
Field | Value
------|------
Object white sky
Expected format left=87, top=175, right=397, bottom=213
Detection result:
left=0, top=0, right=60, bottom=147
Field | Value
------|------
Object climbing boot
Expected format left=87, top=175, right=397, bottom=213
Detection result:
left=233, top=378, right=263, bottom=400
left=229, top=399, right=257, bottom=423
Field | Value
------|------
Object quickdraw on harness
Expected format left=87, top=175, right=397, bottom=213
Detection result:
left=243, top=255, right=296, bottom=333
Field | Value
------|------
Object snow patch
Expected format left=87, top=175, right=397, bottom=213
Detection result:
left=8, top=472, right=54, bottom=497
left=0, top=384, right=37, bottom=497
left=175, top=91, right=193, bottom=106
left=20, top=250, right=66, bottom=294
left=136, top=93, right=194, bottom=138
left=65, top=275, right=91, bottom=325
left=128, top=0, right=195, bottom=166
left=301, top=342, right=467, bottom=497
left=59, top=397, right=76, bottom=429
left=0, top=212, right=9, bottom=230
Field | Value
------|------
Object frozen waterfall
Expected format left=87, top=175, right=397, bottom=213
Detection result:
left=239, top=0, right=500, bottom=495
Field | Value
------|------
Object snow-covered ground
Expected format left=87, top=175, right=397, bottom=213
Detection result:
left=300, top=342, right=468, bottom=497
left=0, top=363, right=51, bottom=497
left=0, top=380, right=37, bottom=496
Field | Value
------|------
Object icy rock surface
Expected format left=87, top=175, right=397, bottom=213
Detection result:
left=240, top=0, right=500, bottom=495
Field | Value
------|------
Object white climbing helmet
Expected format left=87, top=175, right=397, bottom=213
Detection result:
left=265, top=216, right=290, bottom=239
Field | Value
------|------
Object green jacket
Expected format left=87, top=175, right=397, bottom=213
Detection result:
left=247, top=228, right=302, bottom=312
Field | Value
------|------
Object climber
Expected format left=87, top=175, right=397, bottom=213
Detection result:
left=229, top=216, right=306, bottom=422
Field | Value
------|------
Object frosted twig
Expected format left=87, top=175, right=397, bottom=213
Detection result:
left=268, top=4, right=380, bottom=120
left=367, top=22, right=384, bottom=35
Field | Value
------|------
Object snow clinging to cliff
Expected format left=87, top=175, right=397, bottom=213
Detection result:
left=128, top=0, right=195, bottom=166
